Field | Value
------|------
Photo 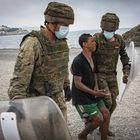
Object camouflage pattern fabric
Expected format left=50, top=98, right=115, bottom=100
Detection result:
left=44, top=2, right=74, bottom=25
left=100, top=13, right=120, bottom=32
left=8, top=30, right=70, bottom=119
left=97, top=73, right=118, bottom=114
left=51, top=91, right=67, bottom=120
left=94, top=32, right=130, bottom=114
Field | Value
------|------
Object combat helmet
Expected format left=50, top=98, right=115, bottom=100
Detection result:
left=100, top=13, right=120, bottom=32
left=44, top=2, right=74, bottom=25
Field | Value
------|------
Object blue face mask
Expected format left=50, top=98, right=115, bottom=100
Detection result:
left=103, top=31, right=115, bottom=39
left=55, top=26, right=69, bottom=39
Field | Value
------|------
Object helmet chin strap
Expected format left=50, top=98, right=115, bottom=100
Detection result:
left=45, top=23, right=59, bottom=41
left=46, top=23, right=57, bottom=35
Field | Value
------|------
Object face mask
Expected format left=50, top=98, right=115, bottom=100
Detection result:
left=103, top=31, right=115, bottom=39
left=55, top=26, right=69, bottom=39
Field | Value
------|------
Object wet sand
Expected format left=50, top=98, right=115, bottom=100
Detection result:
left=0, top=48, right=140, bottom=140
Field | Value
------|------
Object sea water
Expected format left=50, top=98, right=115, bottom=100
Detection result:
left=0, top=28, right=130, bottom=49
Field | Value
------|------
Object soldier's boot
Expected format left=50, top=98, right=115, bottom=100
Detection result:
left=78, top=122, right=94, bottom=140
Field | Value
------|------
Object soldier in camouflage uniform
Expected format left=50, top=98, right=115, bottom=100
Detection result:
left=8, top=2, right=74, bottom=120
left=94, top=13, right=131, bottom=136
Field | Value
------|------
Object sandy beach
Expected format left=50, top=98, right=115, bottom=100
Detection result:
left=0, top=48, right=140, bottom=140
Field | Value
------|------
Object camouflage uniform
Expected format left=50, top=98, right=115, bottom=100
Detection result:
left=8, top=2, right=74, bottom=120
left=94, top=13, right=130, bottom=114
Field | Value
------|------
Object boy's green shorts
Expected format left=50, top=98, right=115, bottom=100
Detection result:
left=75, top=99, right=105, bottom=119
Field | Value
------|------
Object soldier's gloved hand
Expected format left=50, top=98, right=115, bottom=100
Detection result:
left=64, top=86, right=71, bottom=102
left=123, top=74, right=128, bottom=83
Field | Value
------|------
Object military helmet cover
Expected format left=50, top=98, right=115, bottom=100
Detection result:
left=44, top=2, right=74, bottom=25
left=100, top=13, right=120, bottom=32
